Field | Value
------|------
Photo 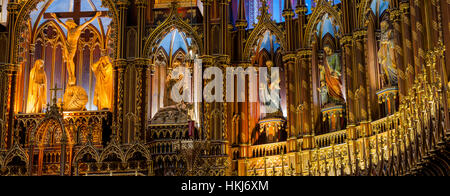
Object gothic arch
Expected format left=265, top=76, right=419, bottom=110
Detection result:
left=33, top=20, right=67, bottom=44
left=73, top=144, right=100, bottom=163
left=31, top=114, right=71, bottom=146
left=243, top=4, right=285, bottom=60
left=125, top=143, right=150, bottom=162
left=12, top=0, right=119, bottom=64
left=304, top=0, right=342, bottom=47
left=3, top=144, right=29, bottom=167
left=99, top=142, right=125, bottom=162
left=143, top=4, right=203, bottom=58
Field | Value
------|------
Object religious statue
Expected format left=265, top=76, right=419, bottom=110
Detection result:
left=51, top=12, right=101, bottom=86
left=260, top=61, right=282, bottom=116
left=318, top=45, right=345, bottom=105
left=164, top=70, right=185, bottom=107
left=378, top=21, right=398, bottom=87
left=26, top=59, right=47, bottom=113
left=92, top=56, right=113, bottom=110
left=318, top=81, right=329, bottom=106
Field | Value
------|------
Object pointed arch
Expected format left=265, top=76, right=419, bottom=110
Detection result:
left=31, top=113, right=72, bottom=146
left=125, top=143, right=151, bottom=162
left=4, top=144, right=29, bottom=167
left=33, top=20, right=67, bottom=44
left=304, top=0, right=342, bottom=47
left=73, top=144, right=100, bottom=163
left=99, top=142, right=125, bottom=162
left=243, top=4, right=285, bottom=60
left=143, top=4, right=203, bottom=58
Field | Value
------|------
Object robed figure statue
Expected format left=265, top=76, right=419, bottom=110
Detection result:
left=378, top=21, right=398, bottom=86
left=319, top=45, right=345, bottom=105
left=26, top=59, right=47, bottom=113
left=92, top=56, right=113, bottom=110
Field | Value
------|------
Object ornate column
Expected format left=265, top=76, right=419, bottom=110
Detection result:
left=297, top=49, right=313, bottom=146
left=135, top=0, right=149, bottom=142
left=410, top=0, right=426, bottom=76
left=0, top=64, right=7, bottom=149
left=6, top=64, right=18, bottom=148
left=390, top=5, right=406, bottom=99
left=233, top=0, right=251, bottom=176
left=400, top=1, right=415, bottom=90
left=115, top=60, right=127, bottom=143
left=116, top=0, right=128, bottom=59
left=136, top=0, right=146, bottom=58
left=219, top=0, right=229, bottom=54
left=202, top=0, right=212, bottom=55
left=113, top=0, right=128, bottom=143
left=2, top=1, right=20, bottom=149
left=341, top=35, right=355, bottom=126
left=342, top=0, right=356, bottom=127
left=282, top=0, right=297, bottom=151
left=134, top=58, right=149, bottom=142
left=353, top=30, right=369, bottom=123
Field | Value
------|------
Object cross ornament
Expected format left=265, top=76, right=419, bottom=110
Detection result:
left=49, top=84, right=63, bottom=105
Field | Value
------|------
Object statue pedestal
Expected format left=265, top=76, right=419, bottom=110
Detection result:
left=63, top=86, right=88, bottom=111
left=376, top=86, right=399, bottom=116
left=253, top=117, right=287, bottom=145
left=321, top=105, right=345, bottom=132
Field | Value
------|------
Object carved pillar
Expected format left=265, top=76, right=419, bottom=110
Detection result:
left=136, top=0, right=147, bottom=58
left=410, top=0, right=426, bottom=76
left=6, top=65, right=18, bottom=148
left=353, top=30, right=369, bottom=123
left=341, top=35, right=355, bottom=126
left=219, top=0, right=229, bottom=54
left=342, top=0, right=356, bottom=126
left=400, top=1, right=415, bottom=90
left=284, top=54, right=297, bottom=142
left=390, top=7, right=406, bottom=99
left=115, top=60, right=127, bottom=143
left=135, top=59, right=149, bottom=142
left=116, top=1, right=128, bottom=59
left=0, top=65, right=7, bottom=149
left=3, top=1, right=20, bottom=149
left=283, top=0, right=297, bottom=151
left=202, top=0, right=212, bottom=55
left=297, top=49, right=313, bottom=148
left=113, top=1, right=128, bottom=143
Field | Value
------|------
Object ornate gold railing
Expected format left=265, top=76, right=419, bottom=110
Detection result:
left=245, top=44, right=449, bottom=176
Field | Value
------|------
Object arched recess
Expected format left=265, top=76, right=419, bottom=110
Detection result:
left=99, top=142, right=125, bottom=162
left=363, top=0, right=393, bottom=120
left=31, top=115, right=72, bottom=147
left=12, top=0, right=119, bottom=65
left=125, top=143, right=151, bottom=162
left=73, top=145, right=99, bottom=164
left=304, top=0, right=342, bottom=47
left=242, top=3, right=287, bottom=145
left=4, top=144, right=29, bottom=168
left=143, top=4, right=203, bottom=58
left=305, top=2, right=345, bottom=134
left=12, top=0, right=118, bottom=113
left=243, top=3, right=285, bottom=60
